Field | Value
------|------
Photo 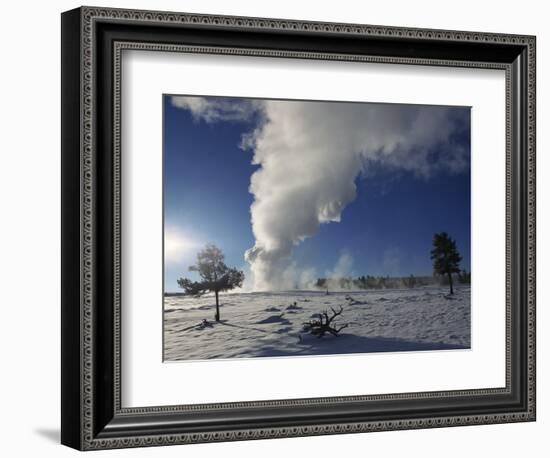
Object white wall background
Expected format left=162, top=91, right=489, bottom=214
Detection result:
left=0, top=0, right=546, bottom=456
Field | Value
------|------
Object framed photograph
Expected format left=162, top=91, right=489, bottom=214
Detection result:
left=61, top=6, right=536, bottom=450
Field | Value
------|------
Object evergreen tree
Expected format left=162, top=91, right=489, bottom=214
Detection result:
left=458, top=269, right=471, bottom=284
left=430, top=232, right=462, bottom=295
left=315, top=278, right=327, bottom=289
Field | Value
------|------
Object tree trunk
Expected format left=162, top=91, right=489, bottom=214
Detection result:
left=447, top=271, right=454, bottom=295
left=214, top=290, right=220, bottom=321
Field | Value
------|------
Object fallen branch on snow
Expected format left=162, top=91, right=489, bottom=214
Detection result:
left=302, top=305, right=349, bottom=338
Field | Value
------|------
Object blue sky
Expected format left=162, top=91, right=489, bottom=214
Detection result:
left=163, top=95, right=470, bottom=292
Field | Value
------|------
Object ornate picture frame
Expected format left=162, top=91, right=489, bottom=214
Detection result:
left=61, top=6, right=536, bottom=450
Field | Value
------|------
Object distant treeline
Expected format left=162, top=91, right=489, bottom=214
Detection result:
left=315, top=270, right=470, bottom=290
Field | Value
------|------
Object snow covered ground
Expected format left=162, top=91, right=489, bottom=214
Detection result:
left=163, top=286, right=470, bottom=361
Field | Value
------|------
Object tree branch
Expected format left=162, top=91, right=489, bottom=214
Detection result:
left=302, top=305, right=348, bottom=338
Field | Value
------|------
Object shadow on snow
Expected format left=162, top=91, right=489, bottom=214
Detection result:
left=254, top=333, right=468, bottom=358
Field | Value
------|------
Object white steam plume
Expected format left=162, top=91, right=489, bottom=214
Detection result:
left=171, top=96, right=469, bottom=291
left=242, top=100, right=468, bottom=290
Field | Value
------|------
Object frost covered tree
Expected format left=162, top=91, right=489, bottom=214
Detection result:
left=430, top=232, right=462, bottom=295
left=177, top=244, right=244, bottom=321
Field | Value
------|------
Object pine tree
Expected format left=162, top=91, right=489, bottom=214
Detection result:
left=430, top=232, right=462, bottom=295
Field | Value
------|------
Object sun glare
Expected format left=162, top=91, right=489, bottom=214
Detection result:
left=164, top=226, right=200, bottom=264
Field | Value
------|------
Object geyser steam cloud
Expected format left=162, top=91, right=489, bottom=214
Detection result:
left=171, top=96, right=470, bottom=291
